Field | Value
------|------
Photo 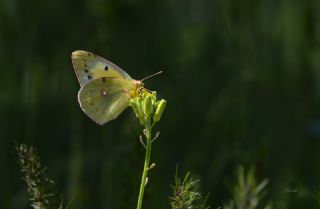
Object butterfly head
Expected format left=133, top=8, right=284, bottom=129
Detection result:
left=134, top=80, right=144, bottom=87
left=129, top=71, right=162, bottom=98
left=129, top=80, right=144, bottom=98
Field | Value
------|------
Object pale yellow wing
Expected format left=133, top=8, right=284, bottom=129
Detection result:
left=71, top=50, right=132, bottom=87
left=78, top=77, right=134, bottom=125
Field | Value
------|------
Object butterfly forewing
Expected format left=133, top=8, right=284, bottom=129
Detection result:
left=72, top=50, right=132, bottom=87
left=78, top=77, right=134, bottom=125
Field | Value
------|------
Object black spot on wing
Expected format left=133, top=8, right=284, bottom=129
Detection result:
left=87, top=52, right=97, bottom=57
left=104, top=65, right=109, bottom=71
left=84, top=69, right=89, bottom=73
left=87, top=75, right=92, bottom=80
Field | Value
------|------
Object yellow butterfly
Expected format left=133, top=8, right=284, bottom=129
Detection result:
left=71, top=50, right=160, bottom=125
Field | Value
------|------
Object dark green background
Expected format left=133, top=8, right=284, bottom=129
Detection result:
left=1, top=0, right=320, bottom=208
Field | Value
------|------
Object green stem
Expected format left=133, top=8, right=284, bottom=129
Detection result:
left=136, top=125, right=152, bottom=209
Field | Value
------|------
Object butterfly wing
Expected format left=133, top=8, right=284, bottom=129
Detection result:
left=71, top=50, right=132, bottom=87
left=78, top=77, right=134, bottom=125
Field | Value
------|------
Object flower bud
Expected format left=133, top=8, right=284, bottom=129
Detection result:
left=153, top=99, right=166, bottom=122
left=130, top=98, right=144, bottom=120
left=143, top=95, right=153, bottom=116
left=130, top=100, right=139, bottom=117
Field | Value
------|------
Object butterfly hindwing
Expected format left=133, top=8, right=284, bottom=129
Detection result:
left=78, top=77, right=133, bottom=125
left=72, top=50, right=132, bottom=87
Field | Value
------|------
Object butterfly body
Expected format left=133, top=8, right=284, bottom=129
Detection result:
left=72, top=50, right=143, bottom=125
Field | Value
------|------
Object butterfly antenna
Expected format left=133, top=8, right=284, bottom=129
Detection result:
left=141, top=71, right=163, bottom=82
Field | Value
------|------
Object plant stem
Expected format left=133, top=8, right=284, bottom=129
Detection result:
left=136, top=124, right=152, bottom=209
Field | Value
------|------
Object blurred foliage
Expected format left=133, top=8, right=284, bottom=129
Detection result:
left=16, top=144, right=69, bottom=209
left=169, top=170, right=209, bottom=209
left=223, top=167, right=271, bottom=209
left=313, top=189, right=320, bottom=209
left=1, top=0, right=320, bottom=208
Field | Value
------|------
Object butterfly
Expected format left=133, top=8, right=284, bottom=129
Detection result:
left=71, top=50, right=161, bottom=125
